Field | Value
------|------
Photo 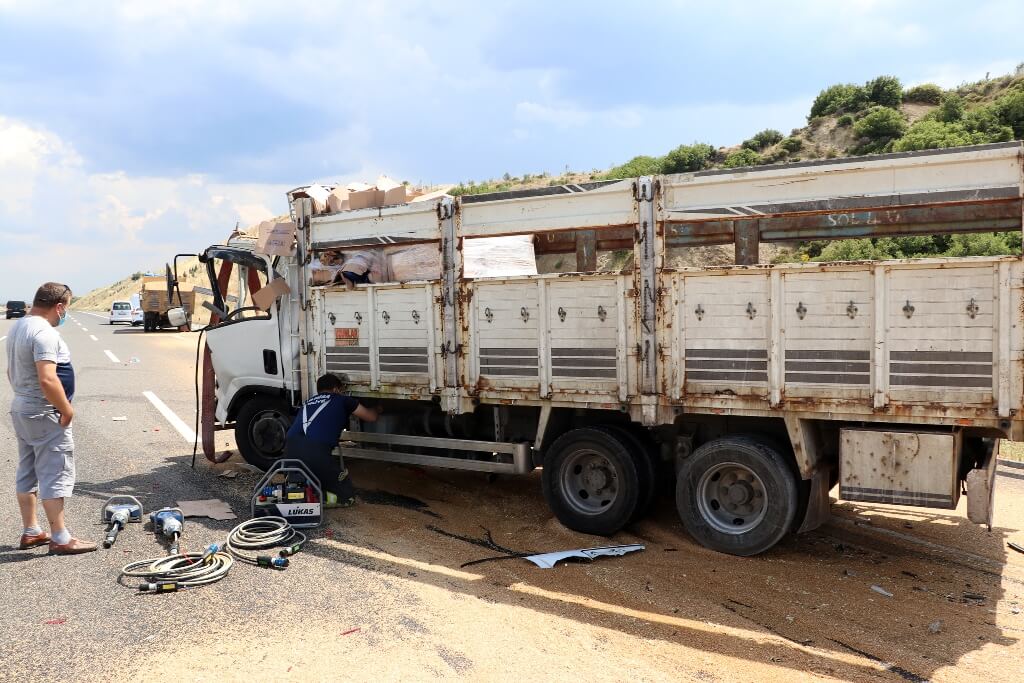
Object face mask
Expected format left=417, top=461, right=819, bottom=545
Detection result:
left=57, top=306, right=67, bottom=327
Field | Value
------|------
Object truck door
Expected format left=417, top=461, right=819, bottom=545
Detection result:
left=200, top=246, right=294, bottom=468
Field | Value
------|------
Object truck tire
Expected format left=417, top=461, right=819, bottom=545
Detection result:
left=676, top=436, right=798, bottom=556
left=542, top=427, right=640, bottom=536
left=234, top=395, right=292, bottom=470
left=591, top=425, right=658, bottom=522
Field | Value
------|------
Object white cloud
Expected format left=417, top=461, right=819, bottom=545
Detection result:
left=0, top=115, right=284, bottom=296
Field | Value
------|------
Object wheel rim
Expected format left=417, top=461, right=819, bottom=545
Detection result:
left=558, top=448, right=619, bottom=516
left=696, top=461, right=768, bottom=534
left=250, top=410, right=288, bottom=456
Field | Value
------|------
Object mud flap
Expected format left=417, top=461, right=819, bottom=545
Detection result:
left=966, top=438, right=998, bottom=529
left=797, top=466, right=832, bottom=534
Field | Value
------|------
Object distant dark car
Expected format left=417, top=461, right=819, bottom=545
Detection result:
left=5, top=300, right=26, bottom=319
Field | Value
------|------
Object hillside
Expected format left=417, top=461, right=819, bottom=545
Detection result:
left=77, top=64, right=1024, bottom=305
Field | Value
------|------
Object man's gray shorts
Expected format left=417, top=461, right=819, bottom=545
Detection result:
left=12, top=411, right=75, bottom=499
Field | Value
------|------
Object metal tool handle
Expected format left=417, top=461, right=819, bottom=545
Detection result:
left=103, top=521, right=122, bottom=549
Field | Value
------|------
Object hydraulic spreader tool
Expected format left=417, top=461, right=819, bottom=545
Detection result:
left=101, top=496, right=143, bottom=548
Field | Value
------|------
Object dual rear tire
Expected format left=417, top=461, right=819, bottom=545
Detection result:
left=543, top=429, right=799, bottom=556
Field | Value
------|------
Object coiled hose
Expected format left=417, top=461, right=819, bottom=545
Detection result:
left=226, top=517, right=306, bottom=568
left=120, top=551, right=233, bottom=592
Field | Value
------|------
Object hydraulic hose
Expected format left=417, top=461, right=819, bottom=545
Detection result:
left=120, top=550, right=233, bottom=592
left=225, top=517, right=306, bottom=569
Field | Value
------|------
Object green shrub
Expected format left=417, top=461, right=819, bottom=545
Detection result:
left=865, top=75, right=903, bottom=108
left=892, top=120, right=986, bottom=151
left=780, top=136, right=803, bottom=153
left=935, top=93, right=965, bottom=123
left=741, top=129, right=784, bottom=151
left=943, top=233, right=1020, bottom=257
left=903, top=83, right=944, bottom=105
left=853, top=106, right=907, bottom=141
left=995, top=89, right=1024, bottom=137
left=964, top=107, right=1014, bottom=142
left=661, top=143, right=716, bottom=173
left=809, top=83, right=868, bottom=118
left=605, top=154, right=664, bottom=179
left=722, top=148, right=762, bottom=168
left=836, top=114, right=854, bottom=127
left=814, top=238, right=899, bottom=262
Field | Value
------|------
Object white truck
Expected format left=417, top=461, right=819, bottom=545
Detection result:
left=175, top=141, right=1024, bottom=556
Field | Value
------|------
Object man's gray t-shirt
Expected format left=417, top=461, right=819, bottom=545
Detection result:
left=6, top=315, right=67, bottom=414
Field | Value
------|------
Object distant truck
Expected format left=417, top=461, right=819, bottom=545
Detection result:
left=139, top=277, right=194, bottom=332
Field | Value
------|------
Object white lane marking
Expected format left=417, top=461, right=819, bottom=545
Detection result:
left=142, top=391, right=198, bottom=444
left=80, top=312, right=108, bottom=320
left=89, top=335, right=98, bottom=341
left=0, top=336, right=6, bottom=342
left=81, top=327, right=88, bottom=332
left=103, top=349, right=121, bottom=363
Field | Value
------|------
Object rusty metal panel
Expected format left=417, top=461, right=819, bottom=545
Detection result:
left=734, top=222, right=760, bottom=265
left=839, top=428, right=961, bottom=509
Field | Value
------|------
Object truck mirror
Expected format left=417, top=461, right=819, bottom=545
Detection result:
left=165, top=263, right=175, bottom=306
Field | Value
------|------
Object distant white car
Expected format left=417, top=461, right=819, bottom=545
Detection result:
left=130, top=293, right=143, bottom=326
left=109, top=301, right=132, bottom=325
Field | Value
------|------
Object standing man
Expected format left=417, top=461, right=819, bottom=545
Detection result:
left=285, top=373, right=379, bottom=507
left=7, top=282, right=96, bottom=554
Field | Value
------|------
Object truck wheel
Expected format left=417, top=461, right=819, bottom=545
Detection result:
left=676, top=436, right=798, bottom=556
left=542, top=427, right=640, bottom=536
left=234, top=395, right=292, bottom=470
left=592, top=425, right=658, bottom=522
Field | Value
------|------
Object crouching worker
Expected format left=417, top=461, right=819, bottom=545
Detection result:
left=285, top=373, right=379, bottom=508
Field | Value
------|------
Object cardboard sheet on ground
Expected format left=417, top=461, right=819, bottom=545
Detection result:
left=177, top=499, right=237, bottom=521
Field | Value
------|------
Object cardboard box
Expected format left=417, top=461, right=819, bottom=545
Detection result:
left=375, top=175, right=407, bottom=206
left=346, top=182, right=377, bottom=210
left=327, top=186, right=350, bottom=213
left=256, top=221, right=297, bottom=257
left=251, top=277, right=291, bottom=312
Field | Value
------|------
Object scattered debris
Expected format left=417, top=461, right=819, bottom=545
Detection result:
left=44, top=618, right=66, bottom=625
left=903, top=523, right=914, bottom=529
left=928, top=620, right=943, bottom=634
left=1011, top=606, right=1020, bottom=615
left=177, top=499, right=237, bottom=521
left=871, top=585, right=894, bottom=598
left=128, top=357, right=140, bottom=364
left=340, top=627, right=361, bottom=636
left=843, top=569, right=856, bottom=577
left=963, top=592, right=987, bottom=602
left=1009, top=541, right=1024, bottom=555
left=217, top=471, right=239, bottom=479
left=523, top=544, right=645, bottom=569
left=901, top=570, right=920, bottom=579
left=112, top=416, right=127, bottom=421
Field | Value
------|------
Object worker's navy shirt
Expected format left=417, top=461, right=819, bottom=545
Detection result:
left=286, top=392, right=360, bottom=446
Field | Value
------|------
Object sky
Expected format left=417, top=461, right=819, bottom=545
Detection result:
left=0, top=0, right=1021, bottom=297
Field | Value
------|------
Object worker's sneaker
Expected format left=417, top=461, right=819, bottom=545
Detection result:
left=324, top=491, right=356, bottom=509
left=18, top=531, right=51, bottom=549
left=48, top=538, right=98, bottom=555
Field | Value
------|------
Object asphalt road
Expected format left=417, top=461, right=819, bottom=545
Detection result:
left=1, top=312, right=1023, bottom=682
